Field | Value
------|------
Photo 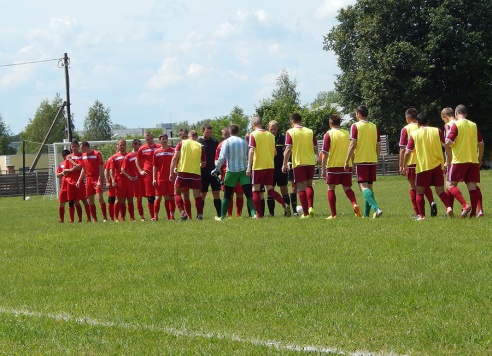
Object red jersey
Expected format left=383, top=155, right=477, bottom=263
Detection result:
left=65, top=152, right=83, bottom=185
left=109, top=152, right=127, bottom=178
left=137, top=143, right=161, bottom=172
left=216, top=141, right=227, bottom=176
left=57, top=162, right=68, bottom=191
left=122, top=151, right=140, bottom=177
left=81, top=150, right=103, bottom=177
left=153, top=146, right=174, bottom=183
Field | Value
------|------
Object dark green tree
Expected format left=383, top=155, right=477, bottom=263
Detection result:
left=324, top=0, right=492, bottom=152
left=83, top=100, right=112, bottom=141
left=20, top=94, right=68, bottom=153
left=210, top=106, right=250, bottom=140
left=0, top=114, right=16, bottom=155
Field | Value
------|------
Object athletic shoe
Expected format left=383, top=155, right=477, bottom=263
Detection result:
left=460, top=205, right=471, bottom=219
left=430, top=202, right=438, bottom=217
left=373, top=209, right=383, bottom=219
left=284, top=204, right=291, bottom=217
left=180, top=213, right=189, bottom=221
left=326, top=215, right=337, bottom=220
left=103, top=219, right=107, bottom=223
left=410, top=214, right=420, bottom=219
left=308, top=207, right=315, bottom=218
left=214, top=216, right=224, bottom=221
left=300, top=214, right=310, bottom=219
left=353, top=205, right=361, bottom=218
left=293, top=212, right=299, bottom=217
left=150, top=218, right=156, bottom=221
left=477, top=210, right=485, bottom=218
left=197, top=214, right=203, bottom=220
left=416, top=216, right=426, bottom=221
left=140, top=218, right=145, bottom=222
left=114, top=219, right=120, bottom=223
left=268, top=214, right=275, bottom=217
left=446, top=207, right=454, bottom=218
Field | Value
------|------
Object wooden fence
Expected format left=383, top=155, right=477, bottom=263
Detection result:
left=0, top=172, right=49, bottom=197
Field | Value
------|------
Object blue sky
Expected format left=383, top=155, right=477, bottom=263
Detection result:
left=0, top=0, right=356, bottom=135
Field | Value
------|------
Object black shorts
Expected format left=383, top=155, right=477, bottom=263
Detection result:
left=273, top=167, right=288, bottom=186
left=201, top=169, right=222, bottom=192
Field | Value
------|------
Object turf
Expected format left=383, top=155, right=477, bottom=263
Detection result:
left=0, top=172, right=491, bottom=355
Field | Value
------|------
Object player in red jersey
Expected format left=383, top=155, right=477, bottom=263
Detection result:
left=121, top=139, right=145, bottom=221
left=170, top=130, right=206, bottom=220
left=64, top=140, right=91, bottom=222
left=109, top=139, right=132, bottom=221
left=104, top=146, right=117, bottom=221
left=136, top=131, right=161, bottom=219
left=152, top=134, right=175, bottom=220
left=215, top=127, right=244, bottom=218
left=56, top=150, right=71, bottom=222
left=76, top=141, right=107, bottom=222
left=399, top=108, right=437, bottom=218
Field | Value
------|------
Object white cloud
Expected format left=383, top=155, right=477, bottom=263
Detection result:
left=212, top=21, right=241, bottom=40
left=146, top=57, right=184, bottom=90
left=314, top=0, right=354, bottom=20
left=254, top=10, right=268, bottom=23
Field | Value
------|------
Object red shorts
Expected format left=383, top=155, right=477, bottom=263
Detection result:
left=326, top=167, right=353, bottom=186
left=133, top=177, right=145, bottom=198
left=116, top=177, right=134, bottom=199
left=86, top=176, right=101, bottom=196
left=416, top=165, right=445, bottom=188
left=58, top=186, right=69, bottom=203
left=107, top=185, right=117, bottom=197
left=355, top=163, right=377, bottom=183
left=143, top=172, right=155, bottom=197
left=155, top=181, right=174, bottom=196
left=406, top=165, right=416, bottom=181
left=448, top=163, right=481, bottom=183
left=292, top=165, right=315, bottom=183
left=175, top=172, right=202, bottom=190
left=67, top=183, right=86, bottom=201
left=252, top=169, right=274, bottom=185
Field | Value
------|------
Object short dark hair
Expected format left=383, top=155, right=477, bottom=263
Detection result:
left=356, top=105, right=369, bottom=118
left=81, top=141, right=90, bottom=148
left=71, top=139, right=79, bottom=145
left=229, top=124, right=240, bottom=135
left=202, top=124, right=212, bottom=131
left=62, top=149, right=71, bottom=157
left=159, top=133, right=168, bottom=139
left=290, top=113, right=302, bottom=123
left=455, top=104, right=467, bottom=116
left=417, top=113, right=428, bottom=125
left=329, top=114, right=341, bottom=126
left=132, top=139, right=141, bottom=145
left=405, top=107, right=418, bottom=120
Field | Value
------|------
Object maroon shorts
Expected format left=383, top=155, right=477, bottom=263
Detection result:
left=133, top=178, right=145, bottom=198
left=448, top=163, right=481, bottom=183
left=107, top=185, right=117, bottom=197
left=292, top=165, right=315, bottom=183
left=67, top=183, right=86, bottom=201
left=143, top=172, right=155, bottom=197
left=416, top=165, right=445, bottom=188
left=222, top=182, right=243, bottom=194
left=406, top=165, right=416, bottom=181
left=116, top=177, right=134, bottom=199
left=252, top=168, right=274, bottom=185
left=86, top=176, right=101, bottom=196
left=58, top=187, right=69, bottom=203
left=355, top=163, right=377, bottom=183
left=175, top=172, right=202, bottom=190
left=155, top=181, right=174, bottom=196
left=326, top=167, right=353, bottom=186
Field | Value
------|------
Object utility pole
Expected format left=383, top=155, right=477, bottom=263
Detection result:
left=59, top=53, right=72, bottom=142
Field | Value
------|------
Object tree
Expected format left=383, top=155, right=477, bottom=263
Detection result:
left=20, top=94, right=69, bottom=154
left=324, top=0, right=492, bottom=152
left=255, top=69, right=302, bottom=133
left=83, top=100, right=112, bottom=141
left=210, top=106, right=250, bottom=140
left=0, top=115, right=16, bottom=155
left=111, top=123, right=127, bottom=130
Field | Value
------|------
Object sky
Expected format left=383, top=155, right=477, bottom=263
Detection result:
left=0, top=0, right=356, bottom=135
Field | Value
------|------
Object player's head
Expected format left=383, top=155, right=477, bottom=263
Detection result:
left=159, top=133, right=168, bottom=145
left=268, top=120, right=279, bottom=136
left=144, top=131, right=154, bottom=144
left=355, top=105, right=369, bottom=119
left=188, top=130, right=198, bottom=140
left=289, top=113, right=302, bottom=125
left=251, top=116, right=262, bottom=129
left=229, top=124, right=240, bottom=136
left=221, top=127, right=230, bottom=140
left=329, top=114, right=341, bottom=128
left=405, top=107, right=418, bottom=122
left=70, top=139, right=80, bottom=152
left=61, top=149, right=71, bottom=159
left=202, top=124, right=213, bottom=139
left=178, top=128, right=188, bottom=140
left=80, top=141, right=91, bottom=153
left=132, top=139, right=142, bottom=151
left=416, top=113, right=428, bottom=126
left=441, top=107, right=454, bottom=123
left=117, top=139, right=126, bottom=153
left=455, top=104, right=467, bottom=118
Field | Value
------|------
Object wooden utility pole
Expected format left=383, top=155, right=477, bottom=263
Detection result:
left=61, top=53, right=72, bottom=142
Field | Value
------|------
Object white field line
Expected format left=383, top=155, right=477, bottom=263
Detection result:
left=0, top=306, right=403, bottom=356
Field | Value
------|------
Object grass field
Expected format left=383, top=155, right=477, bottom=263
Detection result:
left=0, top=173, right=491, bottom=355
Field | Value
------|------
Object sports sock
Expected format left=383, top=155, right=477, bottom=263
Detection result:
left=195, top=197, right=204, bottom=215
left=469, top=189, right=478, bottom=217
left=128, top=203, right=135, bottom=220
left=267, top=189, right=286, bottom=206
left=424, top=187, right=435, bottom=204
left=364, top=200, right=371, bottom=217
left=148, top=203, right=155, bottom=219
left=227, top=196, right=234, bottom=217
left=362, top=188, right=379, bottom=212
left=306, top=186, right=314, bottom=208
left=236, top=196, right=244, bottom=217
left=75, top=203, right=83, bottom=222
left=438, top=192, right=451, bottom=209
left=446, top=189, right=455, bottom=210
left=282, top=194, right=290, bottom=206
left=184, top=199, right=192, bottom=219
left=328, top=190, right=336, bottom=217
left=154, top=200, right=161, bottom=219
left=100, top=202, right=107, bottom=220
left=213, top=198, right=222, bottom=217
left=246, top=197, right=256, bottom=217
left=90, top=204, right=98, bottom=221
left=108, top=203, right=115, bottom=221
left=252, top=191, right=263, bottom=218
left=221, top=198, right=229, bottom=218
left=344, top=188, right=357, bottom=206
left=119, top=203, right=126, bottom=221
left=267, top=196, right=275, bottom=216
left=58, top=206, right=65, bottom=222
left=298, top=190, right=309, bottom=216
left=261, top=199, right=265, bottom=217
left=136, top=200, right=144, bottom=218
left=410, top=189, right=419, bottom=214
left=84, top=204, right=91, bottom=221
left=476, top=186, right=483, bottom=212
left=174, top=194, right=185, bottom=213
left=68, top=206, right=75, bottom=223
left=290, top=192, right=297, bottom=213
left=416, top=193, right=425, bottom=217
left=449, top=186, right=468, bottom=208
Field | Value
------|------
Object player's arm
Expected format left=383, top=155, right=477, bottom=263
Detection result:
left=169, top=151, right=180, bottom=181
left=215, top=142, right=226, bottom=172
left=321, top=151, right=328, bottom=179
left=135, top=150, right=146, bottom=176
left=247, top=146, right=255, bottom=176
left=282, top=145, right=292, bottom=173
left=76, top=167, right=86, bottom=188
left=152, top=165, right=158, bottom=186
left=344, top=139, right=356, bottom=171
left=98, top=164, right=105, bottom=188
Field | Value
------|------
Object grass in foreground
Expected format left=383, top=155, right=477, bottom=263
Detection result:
left=0, top=173, right=491, bottom=355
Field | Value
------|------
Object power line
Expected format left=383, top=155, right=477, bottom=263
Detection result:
left=0, top=58, right=60, bottom=68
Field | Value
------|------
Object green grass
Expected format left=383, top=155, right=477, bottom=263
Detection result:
left=0, top=173, right=491, bottom=355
